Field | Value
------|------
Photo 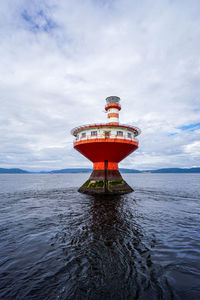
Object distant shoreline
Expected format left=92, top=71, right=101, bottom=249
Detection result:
left=1, top=167, right=200, bottom=174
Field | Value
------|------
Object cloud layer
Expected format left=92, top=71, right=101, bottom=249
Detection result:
left=0, top=0, right=200, bottom=170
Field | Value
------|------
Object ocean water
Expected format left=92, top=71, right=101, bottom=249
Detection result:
left=0, top=173, right=200, bottom=300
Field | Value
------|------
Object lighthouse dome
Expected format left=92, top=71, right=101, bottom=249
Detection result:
left=106, top=96, right=120, bottom=104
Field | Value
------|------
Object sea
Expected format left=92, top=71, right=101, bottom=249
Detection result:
left=0, top=173, right=200, bottom=300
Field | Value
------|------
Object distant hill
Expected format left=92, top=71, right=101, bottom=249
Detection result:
left=50, top=168, right=92, bottom=173
left=41, top=167, right=200, bottom=173
left=50, top=168, right=141, bottom=173
left=0, top=167, right=200, bottom=174
left=119, top=168, right=141, bottom=173
left=150, top=168, right=200, bottom=173
left=0, top=168, right=29, bottom=174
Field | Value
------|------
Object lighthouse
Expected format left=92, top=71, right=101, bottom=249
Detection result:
left=71, top=96, right=141, bottom=194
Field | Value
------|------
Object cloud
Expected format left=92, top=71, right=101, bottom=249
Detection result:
left=0, top=0, right=200, bottom=170
left=184, top=140, right=200, bottom=157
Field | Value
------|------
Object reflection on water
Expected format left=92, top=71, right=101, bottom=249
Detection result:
left=50, top=194, right=173, bottom=299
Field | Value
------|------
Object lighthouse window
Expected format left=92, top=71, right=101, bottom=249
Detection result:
left=91, top=131, right=97, bottom=136
left=117, top=131, right=123, bottom=136
left=127, top=132, right=132, bottom=138
left=81, top=132, right=86, bottom=137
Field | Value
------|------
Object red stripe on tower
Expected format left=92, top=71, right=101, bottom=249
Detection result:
left=108, top=113, right=119, bottom=118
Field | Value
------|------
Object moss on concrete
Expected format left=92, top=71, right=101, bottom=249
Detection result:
left=82, top=179, right=90, bottom=187
left=82, top=180, right=104, bottom=189
left=108, top=179, right=124, bottom=186
left=79, top=178, right=133, bottom=195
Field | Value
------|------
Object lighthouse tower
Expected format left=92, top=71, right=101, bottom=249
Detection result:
left=105, top=96, right=121, bottom=124
left=71, top=96, right=141, bottom=195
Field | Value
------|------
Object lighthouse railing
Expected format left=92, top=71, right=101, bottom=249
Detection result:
left=73, top=133, right=138, bottom=144
left=71, top=123, right=141, bottom=136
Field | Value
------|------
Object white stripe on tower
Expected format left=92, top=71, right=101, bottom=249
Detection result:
left=107, top=109, right=119, bottom=124
left=108, top=117, right=119, bottom=124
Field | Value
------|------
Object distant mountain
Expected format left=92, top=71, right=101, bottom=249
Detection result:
left=0, top=168, right=29, bottom=174
left=0, top=167, right=200, bottom=174
left=50, top=168, right=141, bottom=173
left=119, top=168, right=141, bottom=173
left=50, top=168, right=92, bottom=173
left=49, top=167, right=200, bottom=173
left=150, top=168, right=200, bottom=173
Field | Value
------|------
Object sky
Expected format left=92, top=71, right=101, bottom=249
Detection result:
left=0, top=0, right=200, bottom=171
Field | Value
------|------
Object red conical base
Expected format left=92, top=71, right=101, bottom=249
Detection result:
left=74, top=138, right=138, bottom=195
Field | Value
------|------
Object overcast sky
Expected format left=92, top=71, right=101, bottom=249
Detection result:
left=0, top=0, right=200, bottom=171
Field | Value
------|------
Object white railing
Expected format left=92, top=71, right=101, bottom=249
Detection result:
left=74, top=133, right=138, bottom=144
left=71, top=123, right=141, bottom=136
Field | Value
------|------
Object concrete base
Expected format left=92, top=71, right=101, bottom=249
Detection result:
left=78, top=170, right=133, bottom=195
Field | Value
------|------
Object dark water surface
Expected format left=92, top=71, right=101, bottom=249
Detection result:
left=0, top=173, right=200, bottom=299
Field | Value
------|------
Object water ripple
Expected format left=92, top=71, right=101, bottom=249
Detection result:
left=0, top=174, right=200, bottom=299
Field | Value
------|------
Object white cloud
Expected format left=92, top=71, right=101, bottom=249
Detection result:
left=0, top=0, right=200, bottom=170
left=184, top=140, right=200, bottom=157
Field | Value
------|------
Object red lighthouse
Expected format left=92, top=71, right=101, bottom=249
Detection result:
left=71, top=96, right=141, bottom=194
